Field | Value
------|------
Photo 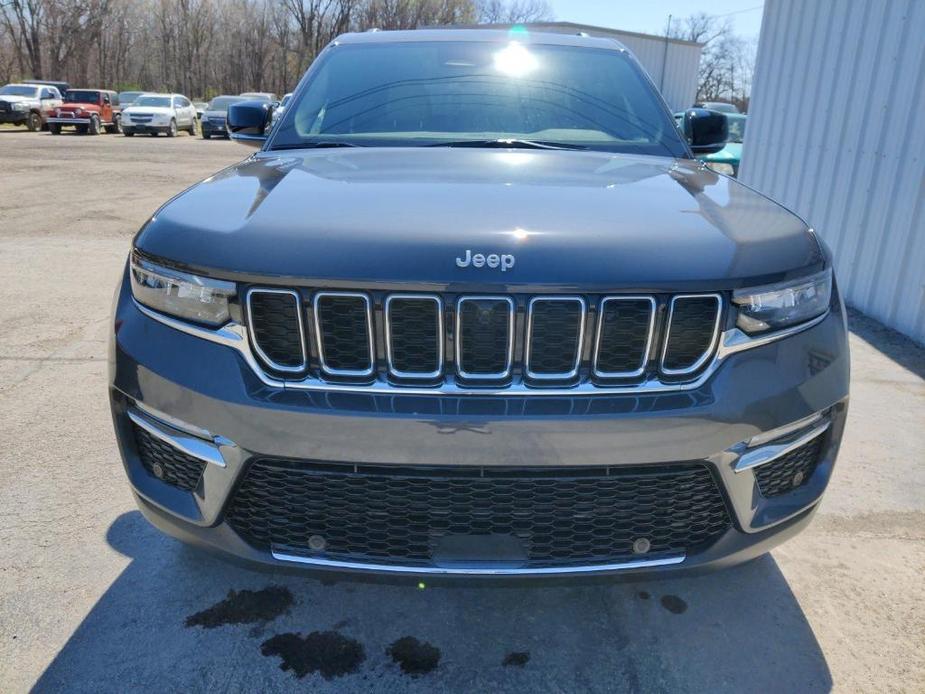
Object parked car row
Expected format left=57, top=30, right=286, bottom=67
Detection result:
left=1, top=81, right=287, bottom=139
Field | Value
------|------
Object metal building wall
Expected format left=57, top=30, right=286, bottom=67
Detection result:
left=739, top=0, right=925, bottom=343
left=610, top=31, right=701, bottom=112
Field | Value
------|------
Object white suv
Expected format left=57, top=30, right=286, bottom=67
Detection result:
left=121, top=93, right=198, bottom=137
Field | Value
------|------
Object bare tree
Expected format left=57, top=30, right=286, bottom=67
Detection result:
left=667, top=11, right=754, bottom=107
left=0, top=0, right=550, bottom=97
left=477, top=0, right=550, bottom=24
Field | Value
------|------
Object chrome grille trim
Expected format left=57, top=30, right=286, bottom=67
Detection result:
left=384, top=294, right=444, bottom=380
left=455, top=296, right=515, bottom=381
left=660, top=293, right=723, bottom=376
left=592, top=296, right=657, bottom=379
left=313, top=291, right=375, bottom=378
left=245, top=288, right=307, bottom=373
left=135, top=297, right=829, bottom=396
left=271, top=550, right=685, bottom=575
left=524, top=296, right=586, bottom=381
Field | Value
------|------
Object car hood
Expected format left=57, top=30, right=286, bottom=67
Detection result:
left=202, top=110, right=228, bottom=119
left=58, top=102, right=99, bottom=111
left=0, top=95, right=36, bottom=104
left=124, top=106, right=171, bottom=115
left=136, top=148, right=823, bottom=289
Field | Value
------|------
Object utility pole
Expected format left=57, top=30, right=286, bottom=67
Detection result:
left=659, top=14, right=672, bottom=90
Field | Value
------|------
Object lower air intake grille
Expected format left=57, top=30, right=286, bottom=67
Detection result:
left=755, top=435, right=825, bottom=497
left=662, top=295, right=721, bottom=374
left=133, top=424, right=206, bottom=491
left=225, top=461, right=731, bottom=568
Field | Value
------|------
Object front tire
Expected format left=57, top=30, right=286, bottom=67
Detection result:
left=49, top=124, right=61, bottom=135
left=89, top=115, right=101, bottom=135
left=188, top=117, right=197, bottom=136
left=166, top=119, right=177, bottom=137
left=123, top=129, right=134, bottom=137
left=27, top=112, right=42, bottom=132
left=105, top=115, right=122, bottom=134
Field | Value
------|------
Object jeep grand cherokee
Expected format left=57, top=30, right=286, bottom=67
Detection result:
left=109, top=30, right=849, bottom=579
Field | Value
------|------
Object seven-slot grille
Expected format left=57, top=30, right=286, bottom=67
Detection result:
left=225, top=460, right=732, bottom=568
left=245, top=289, right=724, bottom=387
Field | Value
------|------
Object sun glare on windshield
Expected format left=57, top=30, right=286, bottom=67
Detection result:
left=493, top=42, right=538, bottom=78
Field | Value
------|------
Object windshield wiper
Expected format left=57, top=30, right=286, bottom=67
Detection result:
left=270, top=141, right=365, bottom=150
left=425, top=138, right=588, bottom=151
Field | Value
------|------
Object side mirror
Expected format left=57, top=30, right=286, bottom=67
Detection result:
left=228, top=100, right=275, bottom=147
left=682, top=108, right=728, bottom=155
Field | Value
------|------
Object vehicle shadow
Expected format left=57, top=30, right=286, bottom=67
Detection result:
left=33, top=511, right=832, bottom=693
left=847, top=307, right=925, bottom=379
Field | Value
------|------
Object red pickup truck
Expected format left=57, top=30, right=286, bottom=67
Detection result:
left=47, top=89, right=122, bottom=134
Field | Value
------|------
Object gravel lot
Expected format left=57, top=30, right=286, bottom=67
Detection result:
left=1, top=129, right=923, bottom=693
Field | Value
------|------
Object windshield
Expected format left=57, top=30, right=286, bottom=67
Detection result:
left=272, top=41, right=687, bottom=156
left=65, top=90, right=100, bottom=103
left=119, top=91, right=142, bottom=104
left=208, top=96, right=245, bottom=111
left=133, top=96, right=171, bottom=108
left=0, top=85, right=39, bottom=97
left=726, top=115, right=746, bottom=143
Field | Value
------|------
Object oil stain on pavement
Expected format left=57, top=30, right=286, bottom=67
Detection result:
left=660, top=595, right=688, bottom=614
left=502, top=651, right=530, bottom=667
left=184, top=585, right=294, bottom=628
left=387, top=636, right=441, bottom=676
left=260, top=631, right=366, bottom=680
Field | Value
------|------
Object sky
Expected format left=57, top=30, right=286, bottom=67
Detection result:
left=545, top=1, right=765, bottom=40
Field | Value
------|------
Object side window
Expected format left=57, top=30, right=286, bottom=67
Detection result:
left=172, top=97, right=180, bottom=109
left=180, top=97, right=191, bottom=108
left=41, top=88, right=53, bottom=100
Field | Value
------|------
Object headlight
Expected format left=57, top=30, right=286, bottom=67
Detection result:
left=12, top=102, right=29, bottom=111
left=733, top=268, right=832, bottom=333
left=130, top=255, right=235, bottom=326
left=75, top=108, right=84, bottom=116
left=705, top=162, right=735, bottom=175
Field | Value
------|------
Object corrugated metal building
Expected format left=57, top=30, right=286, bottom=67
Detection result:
left=740, top=0, right=925, bottom=343
left=460, top=22, right=703, bottom=111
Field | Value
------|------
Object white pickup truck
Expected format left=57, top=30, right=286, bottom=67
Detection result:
left=0, top=83, right=63, bottom=131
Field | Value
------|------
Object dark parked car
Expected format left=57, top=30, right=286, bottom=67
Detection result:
left=118, top=90, right=144, bottom=107
left=200, top=95, right=247, bottom=139
left=111, top=30, right=849, bottom=580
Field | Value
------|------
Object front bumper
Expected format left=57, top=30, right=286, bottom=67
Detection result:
left=201, top=121, right=228, bottom=136
left=123, top=123, right=170, bottom=134
left=109, top=268, right=850, bottom=580
left=0, top=111, right=27, bottom=124
left=47, top=117, right=92, bottom=125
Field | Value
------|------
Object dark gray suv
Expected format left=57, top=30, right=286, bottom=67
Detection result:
left=109, top=30, right=849, bottom=579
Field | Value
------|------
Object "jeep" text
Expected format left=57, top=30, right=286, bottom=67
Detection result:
left=455, top=250, right=515, bottom=272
